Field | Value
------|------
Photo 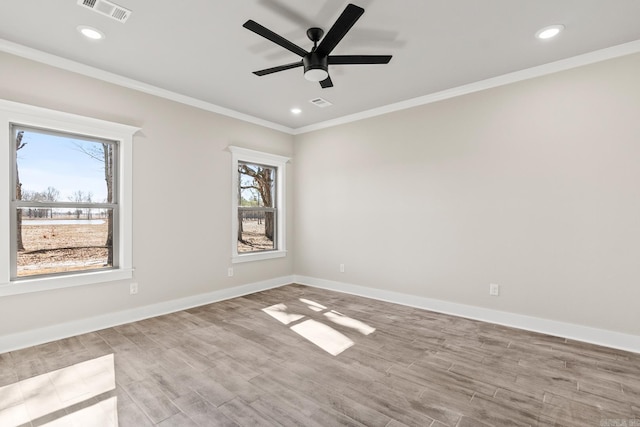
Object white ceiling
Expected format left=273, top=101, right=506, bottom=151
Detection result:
left=1, top=1, right=640, bottom=132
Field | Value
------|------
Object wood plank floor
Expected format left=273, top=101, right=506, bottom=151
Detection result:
left=1, top=284, right=639, bottom=426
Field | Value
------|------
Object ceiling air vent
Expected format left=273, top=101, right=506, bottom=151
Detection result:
left=309, top=97, right=333, bottom=108
left=77, top=0, right=132, bottom=23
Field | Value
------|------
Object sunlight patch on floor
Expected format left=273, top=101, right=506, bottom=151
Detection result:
left=262, top=299, right=376, bottom=356
left=0, top=354, right=116, bottom=427
left=42, top=396, right=118, bottom=426
left=324, top=310, right=376, bottom=335
left=290, top=319, right=354, bottom=356
left=262, top=303, right=305, bottom=325
left=299, top=298, right=327, bottom=312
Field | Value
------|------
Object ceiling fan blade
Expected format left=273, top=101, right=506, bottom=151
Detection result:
left=319, top=76, right=333, bottom=88
left=316, top=4, right=364, bottom=57
left=329, top=55, right=392, bottom=65
left=253, top=61, right=303, bottom=76
left=243, top=20, right=308, bottom=57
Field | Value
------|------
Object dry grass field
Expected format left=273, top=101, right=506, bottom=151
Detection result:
left=17, top=218, right=274, bottom=277
left=238, top=219, right=274, bottom=253
left=17, top=221, right=109, bottom=277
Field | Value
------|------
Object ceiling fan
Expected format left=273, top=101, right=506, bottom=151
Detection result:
left=243, top=3, right=392, bottom=88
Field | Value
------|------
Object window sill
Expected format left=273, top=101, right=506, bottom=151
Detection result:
left=0, top=268, right=134, bottom=297
left=232, top=250, right=287, bottom=264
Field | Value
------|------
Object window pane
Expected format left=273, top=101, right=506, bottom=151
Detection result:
left=14, top=127, right=116, bottom=204
left=16, top=208, right=113, bottom=278
left=238, top=162, right=275, bottom=208
left=237, top=210, right=275, bottom=253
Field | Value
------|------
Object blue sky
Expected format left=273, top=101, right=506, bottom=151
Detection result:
left=16, top=129, right=109, bottom=202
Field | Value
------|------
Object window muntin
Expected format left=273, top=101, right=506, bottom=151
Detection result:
left=11, top=125, right=119, bottom=279
left=238, top=161, right=277, bottom=253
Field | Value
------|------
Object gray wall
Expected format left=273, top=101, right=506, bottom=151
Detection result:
left=1, top=49, right=639, bottom=340
left=293, top=53, right=640, bottom=335
left=0, top=52, right=294, bottom=336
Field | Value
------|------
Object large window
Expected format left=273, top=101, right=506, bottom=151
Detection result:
left=0, top=99, right=138, bottom=296
left=229, top=146, right=289, bottom=263
left=11, top=125, right=118, bottom=279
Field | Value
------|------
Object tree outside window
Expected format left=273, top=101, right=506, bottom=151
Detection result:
left=229, top=146, right=289, bottom=263
left=238, top=162, right=276, bottom=253
left=11, top=125, right=118, bottom=279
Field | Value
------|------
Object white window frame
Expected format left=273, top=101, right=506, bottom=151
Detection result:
left=0, top=99, right=139, bottom=296
left=229, top=146, right=289, bottom=263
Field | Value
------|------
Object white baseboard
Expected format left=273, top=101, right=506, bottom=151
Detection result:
left=0, top=275, right=293, bottom=353
left=5, top=274, right=638, bottom=355
left=293, top=275, right=640, bottom=354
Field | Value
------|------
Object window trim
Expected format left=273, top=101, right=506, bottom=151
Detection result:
left=229, top=146, right=289, bottom=263
left=0, top=99, right=139, bottom=296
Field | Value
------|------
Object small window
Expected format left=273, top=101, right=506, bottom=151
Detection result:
left=11, top=125, right=119, bottom=279
left=238, top=161, right=277, bottom=253
left=230, top=146, right=289, bottom=263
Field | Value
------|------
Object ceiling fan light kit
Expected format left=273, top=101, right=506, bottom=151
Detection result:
left=243, top=3, right=392, bottom=88
left=303, top=53, right=329, bottom=82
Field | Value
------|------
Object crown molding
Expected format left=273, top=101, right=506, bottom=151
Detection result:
left=0, top=39, right=294, bottom=135
left=2, top=38, right=640, bottom=136
left=293, top=39, right=640, bottom=135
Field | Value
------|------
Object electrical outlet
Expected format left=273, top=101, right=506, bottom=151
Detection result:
left=339, top=263, right=345, bottom=273
left=489, top=283, right=499, bottom=296
left=228, top=267, right=234, bottom=277
left=130, top=282, right=138, bottom=295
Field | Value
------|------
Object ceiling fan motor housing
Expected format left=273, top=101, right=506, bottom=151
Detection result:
left=303, top=52, right=328, bottom=81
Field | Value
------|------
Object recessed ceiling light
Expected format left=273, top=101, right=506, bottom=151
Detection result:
left=535, top=24, right=564, bottom=40
left=291, top=108, right=302, bottom=115
left=77, top=25, right=105, bottom=40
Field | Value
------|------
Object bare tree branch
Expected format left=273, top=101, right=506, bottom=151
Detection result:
left=72, top=142, right=103, bottom=163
